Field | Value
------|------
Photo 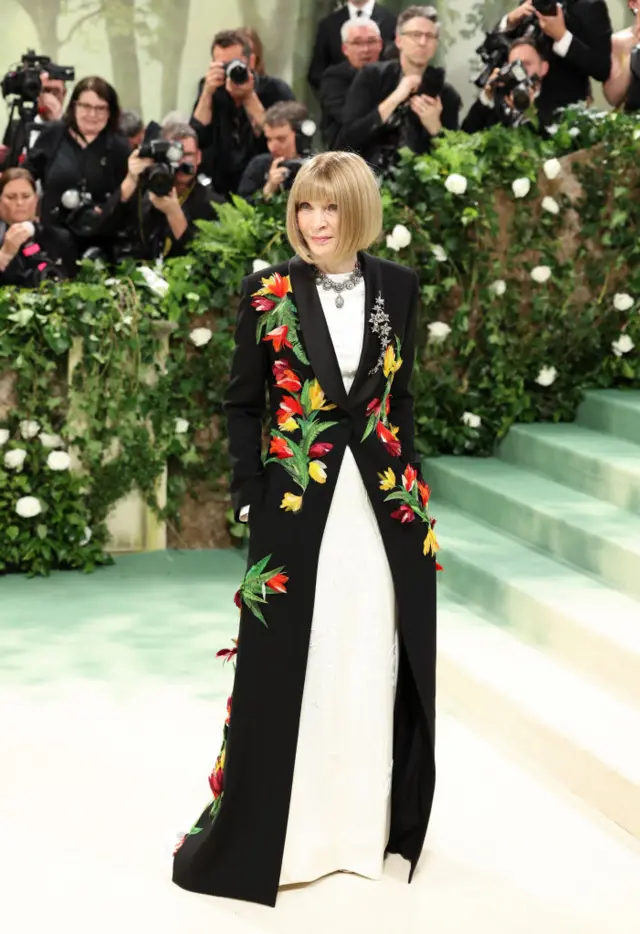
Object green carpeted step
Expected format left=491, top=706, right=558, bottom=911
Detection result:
left=578, top=390, right=640, bottom=445
left=438, top=591, right=640, bottom=837
left=435, top=502, right=640, bottom=706
left=499, top=423, right=640, bottom=513
left=425, top=456, right=640, bottom=601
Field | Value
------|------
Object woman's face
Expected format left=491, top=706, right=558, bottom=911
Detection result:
left=74, top=89, right=110, bottom=138
left=0, top=178, right=38, bottom=225
left=296, top=200, right=339, bottom=263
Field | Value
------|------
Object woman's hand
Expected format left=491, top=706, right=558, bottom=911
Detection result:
left=0, top=222, right=34, bottom=271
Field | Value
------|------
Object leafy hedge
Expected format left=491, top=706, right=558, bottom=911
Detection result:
left=1, top=106, right=639, bottom=574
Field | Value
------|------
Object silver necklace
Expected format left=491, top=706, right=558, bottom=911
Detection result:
left=314, top=261, right=363, bottom=308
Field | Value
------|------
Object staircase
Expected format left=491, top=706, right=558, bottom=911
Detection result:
left=426, top=390, right=640, bottom=839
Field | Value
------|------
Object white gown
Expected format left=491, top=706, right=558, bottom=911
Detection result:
left=279, top=275, right=398, bottom=886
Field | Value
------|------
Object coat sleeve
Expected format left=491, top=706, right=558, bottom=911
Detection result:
left=388, top=272, right=419, bottom=467
left=462, top=98, right=500, bottom=134
left=308, top=19, right=331, bottom=92
left=224, top=276, right=270, bottom=521
left=338, top=67, right=384, bottom=152
left=562, top=0, right=612, bottom=82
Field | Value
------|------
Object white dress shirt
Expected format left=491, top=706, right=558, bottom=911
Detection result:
left=348, top=0, right=376, bottom=20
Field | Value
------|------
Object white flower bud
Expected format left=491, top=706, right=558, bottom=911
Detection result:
left=189, top=327, right=213, bottom=347
left=541, top=196, right=560, bottom=215
left=15, top=495, right=42, bottom=518
left=536, top=366, right=557, bottom=387
left=612, top=334, right=635, bottom=357
left=0, top=428, right=9, bottom=445
left=427, top=322, right=452, bottom=343
left=462, top=411, right=482, bottom=429
left=490, top=280, right=506, bottom=296
left=543, top=158, right=562, bottom=180
left=613, top=293, right=634, bottom=312
left=531, top=265, right=552, bottom=284
left=444, top=173, right=467, bottom=195
left=431, top=244, right=447, bottom=262
left=175, top=418, right=190, bottom=434
left=39, top=432, right=63, bottom=449
left=512, top=177, right=531, bottom=199
left=4, top=448, right=27, bottom=469
left=20, top=419, right=40, bottom=439
left=47, top=450, right=72, bottom=471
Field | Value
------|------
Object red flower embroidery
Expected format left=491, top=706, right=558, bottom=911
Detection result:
left=279, top=395, right=303, bottom=417
left=233, top=589, right=241, bottom=608
left=366, top=396, right=391, bottom=417
left=264, top=325, right=292, bottom=351
left=226, top=695, right=232, bottom=724
left=266, top=572, right=289, bottom=593
left=391, top=504, right=416, bottom=523
left=402, top=464, right=418, bottom=493
left=376, top=421, right=401, bottom=457
left=216, top=637, right=238, bottom=663
left=436, top=563, right=444, bottom=572
left=273, top=360, right=302, bottom=392
left=309, top=442, right=334, bottom=458
left=270, top=436, right=294, bottom=459
left=209, top=767, right=224, bottom=798
left=265, top=272, right=291, bottom=299
left=252, top=296, right=276, bottom=313
left=418, top=480, right=431, bottom=508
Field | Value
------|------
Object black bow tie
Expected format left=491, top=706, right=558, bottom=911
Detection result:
left=356, top=8, right=363, bottom=15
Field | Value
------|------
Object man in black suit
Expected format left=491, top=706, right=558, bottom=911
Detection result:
left=319, top=17, right=384, bottom=148
left=308, top=0, right=397, bottom=92
left=340, top=5, right=461, bottom=168
left=462, top=38, right=553, bottom=134
left=498, top=0, right=612, bottom=117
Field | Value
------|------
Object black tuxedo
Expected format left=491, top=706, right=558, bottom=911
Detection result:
left=502, top=0, right=612, bottom=116
left=308, top=2, right=397, bottom=91
left=340, top=60, right=461, bottom=163
left=319, top=60, right=358, bottom=148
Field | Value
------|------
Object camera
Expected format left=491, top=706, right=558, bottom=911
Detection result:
left=1, top=49, right=74, bottom=106
left=10, top=222, right=65, bottom=286
left=532, top=0, right=558, bottom=14
left=138, top=138, right=184, bottom=196
left=54, top=188, right=105, bottom=239
left=473, top=30, right=513, bottom=88
left=225, top=59, right=250, bottom=85
left=493, top=59, right=538, bottom=114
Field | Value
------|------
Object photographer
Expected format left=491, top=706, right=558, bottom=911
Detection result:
left=238, top=102, right=312, bottom=200
left=497, top=0, right=612, bottom=117
left=190, top=29, right=295, bottom=198
left=1, top=52, right=72, bottom=167
left=463, top=38, right=551, bottom=133
left=119, top=110, right=146, bottom=150
left=0, top=168, right=76, bottom=287
left=604, top=1, right=640, bottom=112
left=24, top=76, right=129, bottom=260
left=116, top=123, right=224, bottom=261
left=320, top=18, right=384, bottom=149
left=340, top=6, right=461, bottom=169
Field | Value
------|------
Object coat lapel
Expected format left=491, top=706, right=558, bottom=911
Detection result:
left=289, top=254, right=348, bottom=409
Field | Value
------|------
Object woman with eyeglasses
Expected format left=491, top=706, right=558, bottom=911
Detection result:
left=25, top=76, right=129, bottom=259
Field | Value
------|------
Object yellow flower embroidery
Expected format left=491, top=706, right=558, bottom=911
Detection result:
left=390, top=424, right=400, bottom=437
left=254, top=272, right=292, bottom=298
left=279, top=416, right=299, bottom=433
left=308, top=379, right=337, bottom=412
left=423, top=527, right=440, bottom=557
left=383, top=343, right=403, bottom=378
left=378, top=467, right=396, bottom=491
left=309, top=460, right=327, bottom=484
left=281, top=492, right=303, bottom=512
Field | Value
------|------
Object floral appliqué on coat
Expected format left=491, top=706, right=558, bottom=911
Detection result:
left=379, top=464, right=442, bottom=563
left=363, top=338, right=403, bottom=458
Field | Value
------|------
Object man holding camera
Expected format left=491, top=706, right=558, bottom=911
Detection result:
left=190, top=29, right=295, bottom=198
left=340, top=5, right=461, bottom=168
left=237, top=102, right=311, bottom=201
left=319, top=18, right=384, bottom=149
left=117, top=123, right=224, bottom=260
left=463, top=38, right=551, bottom=133
left=498, top=0, right=612, bottom=117
left=2, top=69, right=69, bottom=167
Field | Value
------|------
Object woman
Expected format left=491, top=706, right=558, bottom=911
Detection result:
left=604, top=1, right=640, bottom=111
left=173, top=152, right=438, bottom=907
left=0, top=168, right=76, bottom=286
left=25, top=76, right=129, bottom=257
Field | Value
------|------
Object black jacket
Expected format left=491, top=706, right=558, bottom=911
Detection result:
left=190, top=74, right=295, bottom=197
left=308, top=3, right=397, bottom=91
left=462, top=95, right=557, bottom=135
left=0, top=222, right=76, bottom=287
left=319, top=60, right=357, bottom=149
left=340, top=61, right=461, bottom=163
left=501, top=0, right=612, bottom=116
left=237, top=153, right=275, bottom=200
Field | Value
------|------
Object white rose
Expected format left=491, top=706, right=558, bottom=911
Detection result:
left=613, top=293, right=634, bottom=312
left=512, top=177, right=531, bottom=199
left=386, top=224, right=412, bottom=251
left=531, top=265, right=552, bottom=284
left=543, top=158, right=562, bottom=180
left=47, top=450, right=72, bottom=471
left=4, top=448, right=27, bottom=469
left=80, top=526, right=92, bottom=546
left=0, top=428, right=9, bottom=445
left=431, top=244, right=447, bottom=263
left=536, top=366, right=557, bottom=387
left=427, top=322, right=452, bottom=343
left=444, top=173, right=467, bottom=195
left=252, top=259, right=270, bottom=273
left=490, top=279, right=506, bottom=297
left=139, top=265, right=169, bottom=297
left=541, top=196, right=560, bottom=215
left=15, top=495, right=42, bottom=519
left=569, top=127, right=580, bottom=138
left=612, top=334, right=635, bottom=357
left=39, top=432, right=63, bottom=449
left=20, top=419, right=40, bottom=439
left=175, top=418, right=190, bottom=434
left=546, top=124, right=559, bottom=136
left=462, top=411, right=482, bottom=429
left=189, top=327, right=213, bottom=347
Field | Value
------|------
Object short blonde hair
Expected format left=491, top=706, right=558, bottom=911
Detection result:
left=286, top=152, right=383, bottom=265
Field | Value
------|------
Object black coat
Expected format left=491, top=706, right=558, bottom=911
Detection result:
left=0, top=222, right=76, bottom=287
left=461, top=96, right=557, bottom=135
left=319, top=60, right=358, bottom=149
left=172, top=252, right=438, bottom=907
left=340, top=61, right=461, bottom=162
left=501, top=0, right=612, bottom=115
left=308, top=3, right=397, bottom=91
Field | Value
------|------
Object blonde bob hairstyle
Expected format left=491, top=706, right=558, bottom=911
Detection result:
left=286, top=151, right=383, bottom=265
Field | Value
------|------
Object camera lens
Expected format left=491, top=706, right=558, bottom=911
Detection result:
left=226, top=60, right=250, bottom=85
left=147, top=164, right=174, bottom=196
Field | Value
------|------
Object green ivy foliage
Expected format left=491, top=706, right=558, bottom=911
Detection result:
left=1, top=107, right=638, bottom=575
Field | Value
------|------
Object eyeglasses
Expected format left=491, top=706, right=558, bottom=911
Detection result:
left=401, top=30, right=438, bottom=42
left=348, top=38, right=382, bottom=47
left=75, top=101, right=109, bottom=115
